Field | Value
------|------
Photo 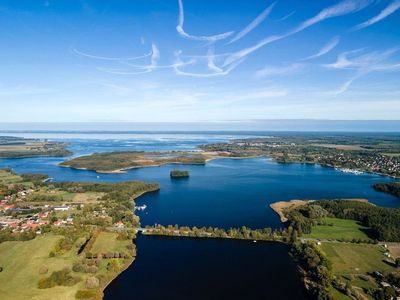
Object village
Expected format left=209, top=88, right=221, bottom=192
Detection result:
left=0, top=182, right=131, bottom=236
left=0, top=186, right=75, bottom=233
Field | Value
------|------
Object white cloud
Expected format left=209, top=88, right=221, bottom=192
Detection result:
left=353, top=0, right=400, bottom=30
left=71, top=47, right=152, bottom=61
left=223, top=0, right=371, bottom=66
left=176, top=0, right=234, bottom=43
left=255, top=63, right=304, bottom=77
left=275, top=11, right=295, bottom=22
left=303, top=36, right=340, bottom=60
left=228, top=2, right=276, bottom=44
left=324, top=48, right=400, bottom=94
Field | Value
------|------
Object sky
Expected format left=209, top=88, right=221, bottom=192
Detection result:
left=0, top=0, right=400, bottom=123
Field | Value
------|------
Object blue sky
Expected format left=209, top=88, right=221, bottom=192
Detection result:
left=0, top=0, right=399, bottom=122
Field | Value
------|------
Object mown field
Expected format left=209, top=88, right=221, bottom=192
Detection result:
left=90, top=232, right=130, bottom=254
left=304, top=217, right=370, bottom=240
left=0, top=170, right=24, bottom=184
left=0, top=231, right=134, bottom=300
left=321, top=242, right=394, bottom=275
left=321, top=242, right=396, bottom=300
left=0, top=234, right=79, bottom=300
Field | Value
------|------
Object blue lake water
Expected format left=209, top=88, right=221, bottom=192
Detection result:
left=104, top=235, right=308, bottom=300
left=0, top=132, right=398, bottom=299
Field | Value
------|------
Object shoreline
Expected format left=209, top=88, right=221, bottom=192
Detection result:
left=270, top=198, right=371, bottom=223
left=270, top=200, right=313, bottom=222
left=59, top=150, right=399, bottom=179
left=100, top=187, right=160, bottom=297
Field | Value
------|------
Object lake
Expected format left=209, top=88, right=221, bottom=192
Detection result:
left=104, top=235, right=308, bottom=300
left=0, top=132, right=398, bottom=299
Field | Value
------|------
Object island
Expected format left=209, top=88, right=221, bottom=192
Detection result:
left=59, top=151, right=230, bottom=173
left=0, top=168, right=159, bottom=300
left=0, top=136, right=71, bottom=158
left=170, top=170, right=189, bottom=178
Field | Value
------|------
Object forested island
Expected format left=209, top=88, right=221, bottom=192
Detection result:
left=59, top=151, right=225, bottom=173
left=170, top=170, right=189, bottom=178
left=0, top=136, right=71, bottom=158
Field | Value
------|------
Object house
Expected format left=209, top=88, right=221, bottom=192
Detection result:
left=53, top=206, right=69, bottom=211
left=114, top=221, right=125, bottom=228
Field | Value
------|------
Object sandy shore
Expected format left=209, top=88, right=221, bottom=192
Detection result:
left=270, top=200, right=313, bottom=222
left=270, top=198, right=371, bottom=223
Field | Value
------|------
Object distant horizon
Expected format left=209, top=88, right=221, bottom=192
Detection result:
left=0, top=119, right=399, bottom=132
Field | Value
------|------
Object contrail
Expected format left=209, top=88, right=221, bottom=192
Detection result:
left=223, top=0, right=372, bottom=66
left=176, top=0, right=234, bottom=43
left=71, top=47, right=152, bottom=61
left=229, top=2, right=276, bottom=44
left=173, top=51, right=244, bottom=78
left=207, top=48, right=224, bottom=73
left=302, top=36, right=340, bottom=60
left=353, top=0, right=400, bottom=31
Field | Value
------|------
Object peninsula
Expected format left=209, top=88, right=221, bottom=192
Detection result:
left=270, top=198, right=400, bottom=300
left=0, top=136, right=71, bottom=158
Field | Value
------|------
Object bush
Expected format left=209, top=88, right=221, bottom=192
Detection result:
left=38, top=265, right=48, bottom=275
left=85, top=265, right=98, bottom=274
left=38, top=268, right=80, bottom=289
left=72, top=262, right=85, bottom=273
left=75, top=289, right=102, bottom=299
left=85, top=276, right=100, bottom=289
left=107, top=259, right=120, bottom=272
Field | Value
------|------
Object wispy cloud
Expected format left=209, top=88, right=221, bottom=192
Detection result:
left=255, top=63, right=304, bottom=77
left=324, top=48, right=397, bottom=70
left=324, top=48, right=400, bottom=94
left=97, top=43, right=175, bottom=75
left=174, top=51, right=244, bottom=77
left=353, top=0, right=400, bottom=30
left=223, top=0, right=371, bottom=66
left=207, top=48, right=223, bottom=73
left=71, top=47, right=152, bottom=61
left=275, top=11, right=295, bottom=22
left=228, top=2, right=276, bottom=44
left=176, top=0, right=234, bottom=43
left=302, top=36, right=340, bottom=60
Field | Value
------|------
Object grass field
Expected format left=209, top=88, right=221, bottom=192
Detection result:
left=0, top=231, right=135, bottom=300
left=0, top=169, right=22, bottom=184
left=304, top=217, right=370, bottom=240
left=321, top=242, right=395, bottom=275
left=0, top=234, right=80, bottom=300
left=90, top=231, right=130, bottom=254
left=321, top=242, right=394, bottom=300
left=72, top=192, right=104, bottom=203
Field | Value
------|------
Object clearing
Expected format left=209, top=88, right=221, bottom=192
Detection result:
left=304, top=217, right=370, bottom=241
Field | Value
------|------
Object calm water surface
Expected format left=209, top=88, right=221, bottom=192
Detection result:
left=0, top=133, right=398, bottom=299
left=104, top=235, right=308, bottom=300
